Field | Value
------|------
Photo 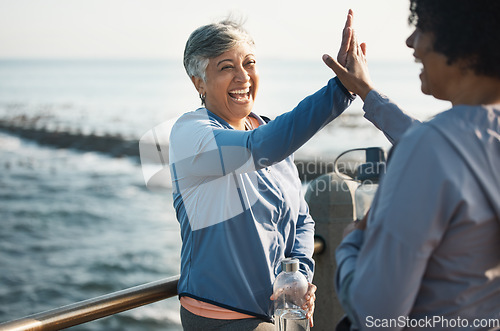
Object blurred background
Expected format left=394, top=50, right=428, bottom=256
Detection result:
left=0, top=1, right=449, bottom=330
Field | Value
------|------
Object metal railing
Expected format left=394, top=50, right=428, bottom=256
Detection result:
left=0, top=238, right=325, bottom=331
left=0, top=276, right=179, bottom=331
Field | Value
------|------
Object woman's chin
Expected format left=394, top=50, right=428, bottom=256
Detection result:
left=420, top=86, right=431, bottom=95
left=419, top=79, right=431, bottom=96
left=230, top=100, right=254, bottom=114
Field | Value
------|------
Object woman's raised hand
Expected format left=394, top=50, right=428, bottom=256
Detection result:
left=323, top=9, right=374, bottom=100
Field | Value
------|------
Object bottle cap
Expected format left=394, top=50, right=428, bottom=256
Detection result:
left=356, top=147, right=386, bottom=182
left=281, top=258, right=299, bottom=272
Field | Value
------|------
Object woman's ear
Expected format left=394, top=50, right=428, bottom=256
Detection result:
left=191, top=76, right=205, bottom=95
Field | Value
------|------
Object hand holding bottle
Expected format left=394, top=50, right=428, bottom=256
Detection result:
left=271, top=258, right=316, bottom=329
left=302, top=283, right=317, bottom=328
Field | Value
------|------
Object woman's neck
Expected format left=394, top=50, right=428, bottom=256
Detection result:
left=230, top=119, right=247, bottom=131
left=449, top=75, right=500, bottom=106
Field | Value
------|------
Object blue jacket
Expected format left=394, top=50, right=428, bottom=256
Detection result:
left=169, top=77, right=354, bottom=320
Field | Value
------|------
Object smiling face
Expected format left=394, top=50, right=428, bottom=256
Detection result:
left=406, top=28, right=465, bottom=101
left=192, top=43, right=259, bottom=130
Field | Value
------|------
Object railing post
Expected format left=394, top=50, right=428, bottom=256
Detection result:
left=306, top=172, right=357, bottom=330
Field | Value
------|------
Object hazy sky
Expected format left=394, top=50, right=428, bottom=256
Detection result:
left=0, top=0, right=414, bottom=61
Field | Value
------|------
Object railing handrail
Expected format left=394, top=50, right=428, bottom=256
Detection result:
left=0, top=237, right=325, bottom=331
left=0, top=275, right=179, bottom=331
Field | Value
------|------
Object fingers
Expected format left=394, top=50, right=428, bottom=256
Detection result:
left=344, top=9, right=353, bottom=30
left=349, top=29, right=368, bottom=64
left=360, top=42, right=367, bottom=56
left=340, top=26, right=352, bottom=55
left=307, top=283, right=317, bottom=295
left=270, top=287, right=284, bottom=301
left=323, top=54, right=347, bottom=76
left=337, top=11, right=354, bottom=66
left=305, top=298, right=315, bottom=328
left=327, top=10, right=373, bottom=99
left=343, top=10, right=353, bottom=46
left=302, top=283, right=317, bottom=322
left=340, top=9, right=366, bottom=61
left=350, top=28, right=359, bottom=56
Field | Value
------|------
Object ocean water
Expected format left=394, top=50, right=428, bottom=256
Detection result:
left=0, top=58, right=448, bottom=329
left=0, top=133, right=182, bottom=329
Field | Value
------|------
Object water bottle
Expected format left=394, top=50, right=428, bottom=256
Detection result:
left=354, top=147, right=386, bottom=221
left=355, top=180, right=379, bottom=222
left=273, top=258, right=309, bottom=331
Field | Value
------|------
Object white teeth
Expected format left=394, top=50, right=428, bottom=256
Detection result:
left=228, top=87, right=250, bottom=102
left=229, top=88, right=250, bottom=94
left=414, top=58, right=422, bottom=64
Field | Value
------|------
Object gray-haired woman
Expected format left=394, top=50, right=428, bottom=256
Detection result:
left=169, top=18, right=354, bottom=330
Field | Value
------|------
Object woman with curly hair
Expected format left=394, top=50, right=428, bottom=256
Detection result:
left=323, top=1, right=500, bottom=329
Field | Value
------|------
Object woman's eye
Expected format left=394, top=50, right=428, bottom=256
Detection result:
left=221, top=66, right=233, bottom=71
left=246, top=60, right=256, bottom=67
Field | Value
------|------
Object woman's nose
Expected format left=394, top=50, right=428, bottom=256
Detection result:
left=406, top=30, right=416, bottom=49
left=234, top=67, right=250, bottom=82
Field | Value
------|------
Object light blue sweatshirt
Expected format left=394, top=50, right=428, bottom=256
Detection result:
left=169, top=77, right=354, bottom=320
left=336, top=90, right=500, bottom=330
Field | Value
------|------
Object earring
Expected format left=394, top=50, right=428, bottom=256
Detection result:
left=199, top=93, right=206, bottom=106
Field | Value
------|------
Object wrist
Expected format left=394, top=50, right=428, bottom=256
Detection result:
left=358, top=82, right=374, bottom=101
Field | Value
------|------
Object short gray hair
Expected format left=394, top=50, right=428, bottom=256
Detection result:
left=183, top=20, right=255, bottom=81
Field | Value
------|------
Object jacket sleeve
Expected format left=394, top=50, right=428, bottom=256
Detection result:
left=290, top=191, right=315, bottom=282
left=169, top=77, right=355, bottom=178
left=363, top=90, right=421, bottom=145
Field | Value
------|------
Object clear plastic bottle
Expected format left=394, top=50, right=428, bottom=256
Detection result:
left=354, top=147, right=386, bottom=221
left=273, top=258, right=309, bottom=331
left=355, top=181, right=379, bottom=222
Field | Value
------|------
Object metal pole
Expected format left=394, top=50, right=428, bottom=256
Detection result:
left=0, top=275, right=179, bottom=331
left=306, top=172, right=357, bottom=330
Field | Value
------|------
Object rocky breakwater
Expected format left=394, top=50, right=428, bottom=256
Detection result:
left=0, top=115, right=338, bottom=182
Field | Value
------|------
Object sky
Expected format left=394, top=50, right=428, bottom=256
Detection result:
left=0, top=0, right=415, bottom=61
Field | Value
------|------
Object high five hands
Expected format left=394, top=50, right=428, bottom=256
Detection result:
left=323, top=9, right=374, bottom=100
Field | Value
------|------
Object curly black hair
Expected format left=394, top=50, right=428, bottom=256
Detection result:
left=409, top=0, right=500, bottom=79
